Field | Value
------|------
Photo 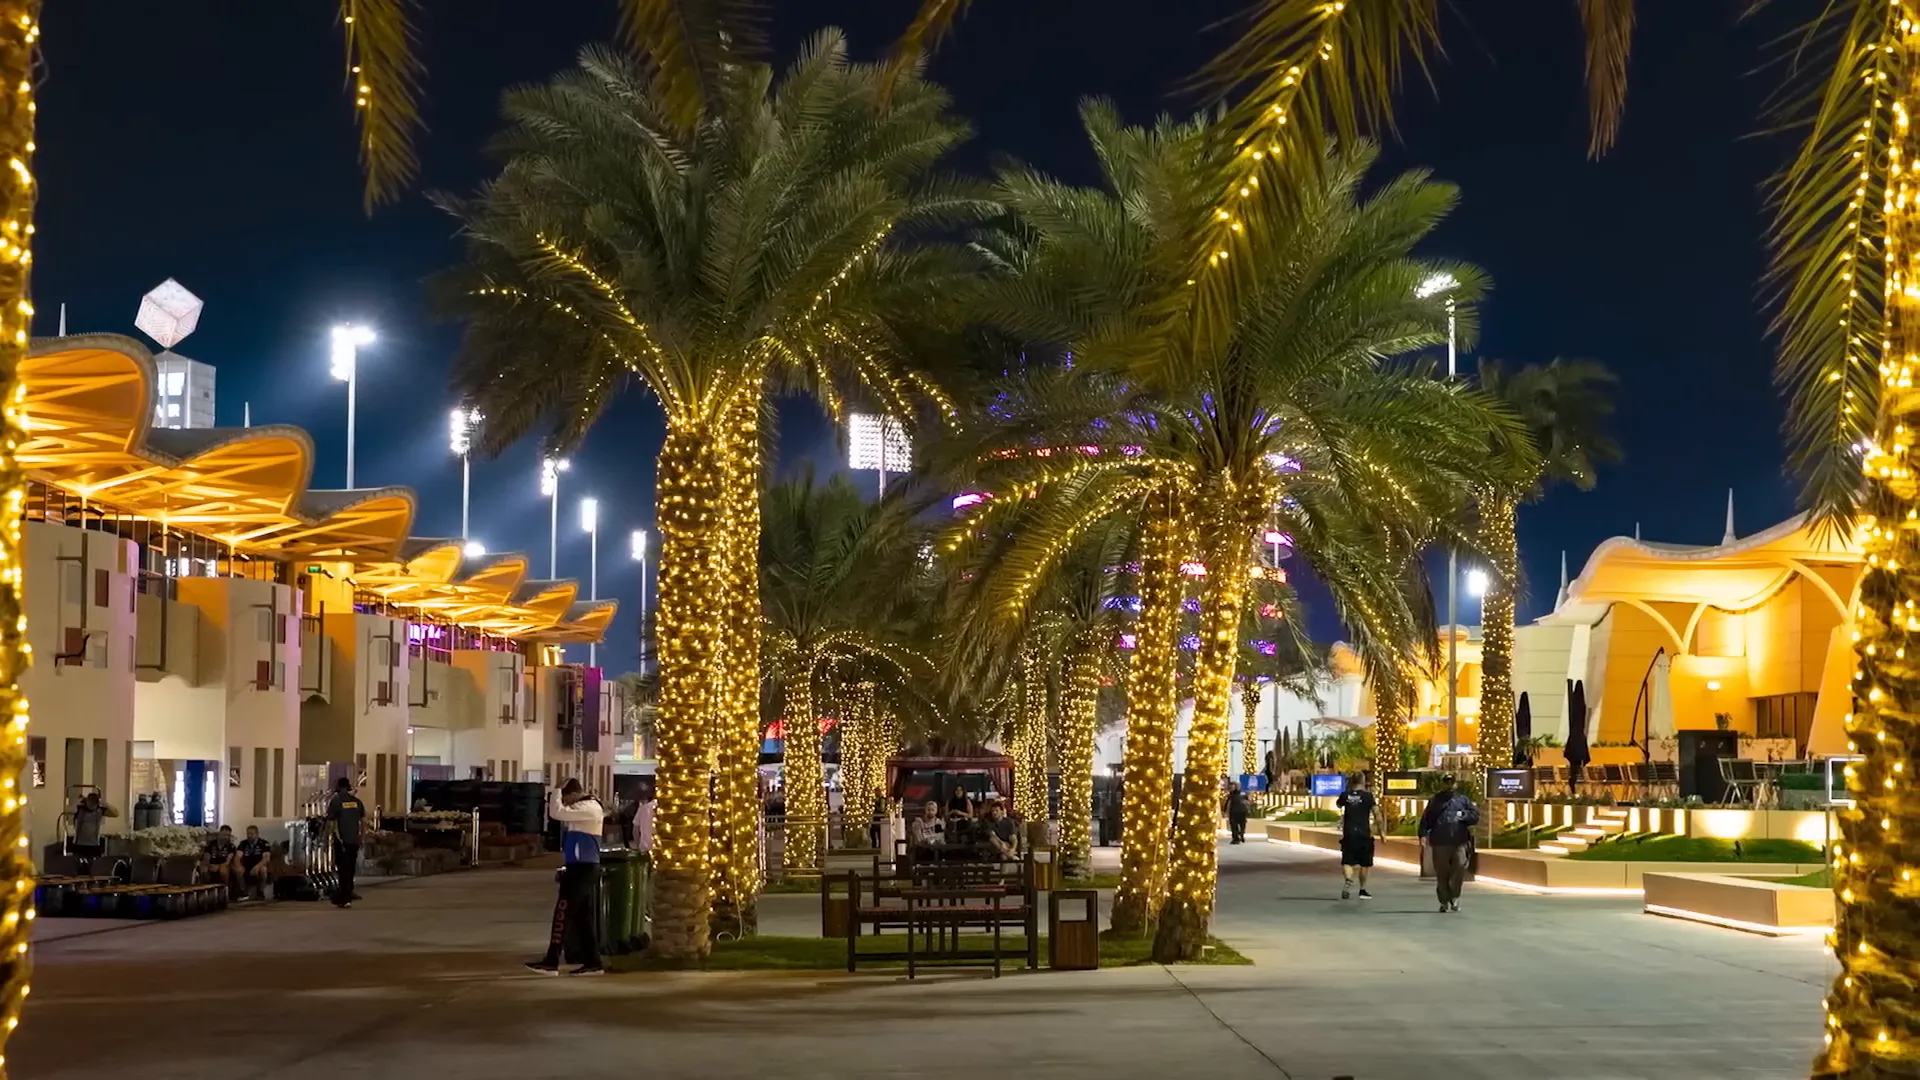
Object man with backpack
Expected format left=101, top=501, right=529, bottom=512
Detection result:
left=1418, top=775, right=1479, bottom=913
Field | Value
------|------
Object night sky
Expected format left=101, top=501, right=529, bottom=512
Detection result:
left=35, top=1, right=1791, bottom=663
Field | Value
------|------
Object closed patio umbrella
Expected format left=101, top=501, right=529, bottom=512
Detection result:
left=1648, top=651, right=1676, bottom=747
left=1565, top=679, right=1591, bottom=792
left=1513, top=691, right=1533, bottom=767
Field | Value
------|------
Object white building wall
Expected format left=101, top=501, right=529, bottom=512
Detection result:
left=450, top=649, right=534, bottom=780
left=22, top=521, right=139, bottom=864
left=1512, top=621, right=1591, bottom=744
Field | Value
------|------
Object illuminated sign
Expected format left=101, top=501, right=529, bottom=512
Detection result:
left=1309, top=773, right=1348, bottom=797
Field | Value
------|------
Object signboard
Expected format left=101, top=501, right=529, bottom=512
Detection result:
left=1309, top=773, right=1348, bottom=797
left=1485, top=768, right=1536, bottom=801
left=1382, top=771, right=1422, bottom=795
left=1238, top=773, right=1269, bottom=793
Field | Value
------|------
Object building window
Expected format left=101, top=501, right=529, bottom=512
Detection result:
left=253, top=748, right=269, bottom=817
left=1753, top=692, right=1819, bottom=749
left=272, top=748, right=285, bottom=817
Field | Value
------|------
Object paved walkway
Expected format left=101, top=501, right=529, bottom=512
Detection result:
left=9, top=840, right=1832, bottom=1079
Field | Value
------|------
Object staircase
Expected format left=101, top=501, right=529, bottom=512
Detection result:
left=1538, top=807, right=1631, bottom=856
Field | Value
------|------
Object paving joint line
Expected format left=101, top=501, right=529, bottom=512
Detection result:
left=1160, top=962, right=1295, bottom=1078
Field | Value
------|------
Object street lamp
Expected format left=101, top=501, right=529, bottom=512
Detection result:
left=630, top=528, right=650, bottom=675
left=1466, top=568, right=1489, bottom=598
left=330, top=324, right=375, bottom=488
left=449, top=407, right=482, bottom=540
left=540, top=456, right=570, bottom=578
left=462, top=539, right=486, bottom=559
left=848, top=412, right=910, bottom=496
left=1416, top=273, right=1469, bottom=754
left=580, top=497, right=600, bottom=668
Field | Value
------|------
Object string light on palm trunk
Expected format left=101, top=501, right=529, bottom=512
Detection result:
left=0, top=6, right=37, bottom=1067
left=1821, top=9, right=1920, bottom=1071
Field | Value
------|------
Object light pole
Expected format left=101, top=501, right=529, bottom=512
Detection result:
left=462, top=540, right=485, bottom=559
left=630, top=528, right=650, bottom=674
left=541, top=456, right=570, bottom=578
left=449, top=407, right=482, bottom=540
left=330, top=325, right=375, bottom=488
left=848, top=413, right=910, bottom=497
left=581, top=496, right=599, bottom=669
left=1416, top=272, right=1463, bottom=753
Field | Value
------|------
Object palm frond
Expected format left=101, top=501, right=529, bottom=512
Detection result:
left=1578, top=0, right=1636, bottom=158
left=1763, top=2, right=1887, bottom=533
left=880, top=0, right=972, bottom=104
left=339, top=0, right=424, bottom=212
left=615, top=0, right=764, bottom=132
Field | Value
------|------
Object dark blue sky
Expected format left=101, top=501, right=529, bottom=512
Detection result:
left=36, top=1, right=1788, bottom=660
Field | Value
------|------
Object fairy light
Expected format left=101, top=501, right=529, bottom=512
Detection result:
left=1476, top=496, right=1518, bottom=766
left=1058, top=645, right=1100, bottom=881
left=1225, top=680, right=1256, bottom=787
left=1152, top=482, right=1269, bottom=961
left=1015, top=643, right=1048, bottom=822
left=708, top=389, right=764, bottom=932
left=1821, top=5, right=1920, bottom=1070
left=1111, top=488, right=1194, bottom=936
left=1197, top=2, right=1347, bottom=281
left=0, top=6, right=37, bottom=1065
left=649, top=412, right=724, bottom=959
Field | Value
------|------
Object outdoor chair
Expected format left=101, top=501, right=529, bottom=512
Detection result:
left=1532, top=766, right=1559, bottom=797
left=1718, top=757, right=1761, bottom=806
left=1601, top=764, right=1627, bottom=800
left=1650, top=761, right=1679, bottom=801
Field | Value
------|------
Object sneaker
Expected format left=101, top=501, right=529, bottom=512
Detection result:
left=524, top=961, right=561, bottom=976
left=1341, top=885, right=1350, bottom=900
left=1358, top=889, right=1373, bottom=899
left=1449, top=901, right=1460, bottom=912
left=569, top=965, right=606, bottom=977
left=1439, top=903, right=1450, bottom=913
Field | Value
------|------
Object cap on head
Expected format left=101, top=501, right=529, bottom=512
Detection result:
left=1441, top=773, right=1457, bottom=788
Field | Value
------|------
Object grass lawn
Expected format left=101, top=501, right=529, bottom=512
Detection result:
left=1274, top=809, right=1336, bottom=823
left=1567, top=835, right=1823, bottom=863
left=1063, top=872, right=1121, bottom=889
left=609, top=931, right=1250, bottom=973
left=1760, top=869, right=1831, bottom=888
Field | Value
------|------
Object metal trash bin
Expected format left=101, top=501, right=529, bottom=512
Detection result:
left=1048, top=889, right=1099, bottom=970
left=629, top=852, right=652, bottom=951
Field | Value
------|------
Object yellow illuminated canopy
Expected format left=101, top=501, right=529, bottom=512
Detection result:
left=24, top=334, right=613, bottom=643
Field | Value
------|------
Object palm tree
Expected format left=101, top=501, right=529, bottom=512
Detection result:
left=760, top=470, right=938, bottom=872
left=437, top=42, right=979, bottom=957
left=959, top=105, right=1528, bottom=955
left=1471, top=359, right=1619, bottom=768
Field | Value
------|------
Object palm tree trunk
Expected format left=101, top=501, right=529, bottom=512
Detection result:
left=1240, top=682, right=1262, bottom=777
left=1820, top=42, right=1920, bottom=1077
left=1371, top=674, right=1409, bottom=828
left=1015, top=642, right=1048, bottom=821
left=1058, top=640, right=1100, bottom=880
left=1476, top=493, right=1518, bottom=768
left=709, top=392, right=762, bottom=935
left=782, top=667, right=824, bottom=870
left=839, top=682, right=871, bottom=843
left=1111, top=488, right=1190, bottom=934
left=0, top=6, right=37, bottom=1067
left=1152, top=495, right=1260, bottom=963
left=651, top=417, right=725, bottom=959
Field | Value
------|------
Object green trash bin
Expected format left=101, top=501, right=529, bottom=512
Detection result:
left=599, top=850, right=638, bottom=955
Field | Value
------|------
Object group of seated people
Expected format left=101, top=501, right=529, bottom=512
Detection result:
left=907, top=788, right=1023, bottom=861
left=201, top=824, right=273, bottom=901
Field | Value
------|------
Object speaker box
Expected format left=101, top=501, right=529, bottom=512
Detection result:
left=1678, top=730, right=1740, bottom=803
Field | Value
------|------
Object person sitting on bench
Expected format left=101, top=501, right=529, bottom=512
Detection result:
left=203, top=825, right=239, bottom=890
left=980, top=802, right=1019, bottom=860
left=235, top=825, right=272, bottom=901
left=908, top=801, right=945, bottom=853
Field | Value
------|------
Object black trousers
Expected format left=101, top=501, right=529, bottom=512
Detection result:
left=332, top=841, right=358, bottom=906
left=1229, top=816, right=1247, bottom=843
left=542, top=862, right=602, bottom=967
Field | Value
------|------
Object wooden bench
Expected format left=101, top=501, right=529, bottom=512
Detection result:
left=846, top=885, right=1034, bottom=977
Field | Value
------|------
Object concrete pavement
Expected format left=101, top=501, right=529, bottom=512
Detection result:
left=8, top=839, right=1832, bottom=1079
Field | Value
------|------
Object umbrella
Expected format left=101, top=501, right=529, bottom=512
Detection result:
left=1565, top=679, right=1591, bottom=791
left=1513, top=691, right=1533, bottom=767
left=1648, top=651, right=1675, bottom=750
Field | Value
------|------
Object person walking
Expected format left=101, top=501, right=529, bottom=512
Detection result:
left=1335, top=775, right=1381, bottom=900
left=1418, top=775, right=1479, bottom=913
left=1225, top=785, right=1250, bottom=845
left=325, top=777, right=365, bottom=909
left=527, top=779, right=607, bottom=976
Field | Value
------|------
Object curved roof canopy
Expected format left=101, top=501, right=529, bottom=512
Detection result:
left=24, top=335, right=612, bottom=643
left=1545, top=514, right=1863, bottom=628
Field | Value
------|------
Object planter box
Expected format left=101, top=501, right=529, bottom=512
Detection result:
left=1643, top=872, right=1833, bottom=933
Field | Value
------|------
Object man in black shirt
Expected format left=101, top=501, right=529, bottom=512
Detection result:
left=1335, top=776, right=1381, bottom=900
left=203, top=825, right=239, bottom=891
left=326, top=778, right=366, bottom=909
left=236, top=825, right=272, bottom=901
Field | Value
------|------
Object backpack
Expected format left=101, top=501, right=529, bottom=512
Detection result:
left=1435, top=795, right=1479, bottom=842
